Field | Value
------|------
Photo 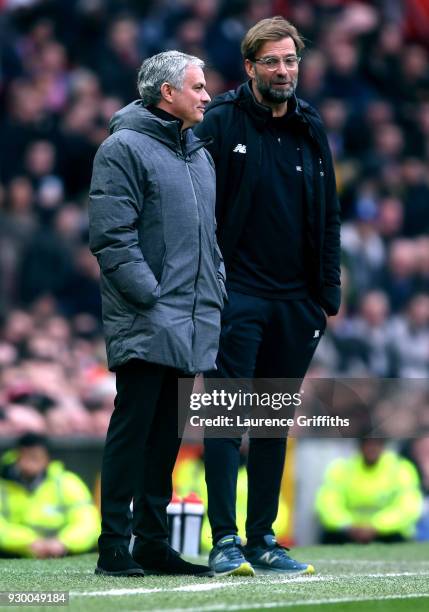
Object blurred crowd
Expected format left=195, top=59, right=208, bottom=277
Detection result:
left=1, top=0, right=429, bottom=437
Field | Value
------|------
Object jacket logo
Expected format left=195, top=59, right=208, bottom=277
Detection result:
left=313, top=330, right=320, bottom=338
left=296, top=165, right=302, bottom=172
left=233, top=144, right=247, bottom=154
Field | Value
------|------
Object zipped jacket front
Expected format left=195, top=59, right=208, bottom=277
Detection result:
left=194, top=82, right=341, bottom=315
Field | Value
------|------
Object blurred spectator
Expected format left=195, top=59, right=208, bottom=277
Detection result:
left=364, top=122, right=405, bottom=178
left=345, top=98, right=396, bottom=160
left=296, top=49, right=327, bottom=108
left=397, top=44, right=429, bottom=108
left=0, top=80, right=53, bottom=183
left=0, top=177, right=38, bottom=309
left=377, top=195, right=404, bottom=243
left=341, top=184, right=385, bottom=299
left=319, top=97, right=348, bottom=161
left=389, top=293, right=429, bottom=378
left=18, top=221, right=74, bottom=305
left=58, top=245, right=102, bottom=318
left=365, top=21, right=402, bottom=99
left=315, top=439, right=423, bottom=543
left=400, top=158, right=429, bottom=237
left=416, top=237, right=429, bottom=293
left=329, top=43, right=372, bottom=106
left=0, top=433, right=100, bottom=558
left=32, top=41, right=70, bottom=113
left=57, top=100, right=100, bottom=197
left=341, top=291, right=392, bottom=376
left=5, top=176, right=37, bottom=239
left=381, top=239, right=419, bottom=312
left=413, top=101, right=429, bottom=159
left=93, top=15, right=141, bottom=103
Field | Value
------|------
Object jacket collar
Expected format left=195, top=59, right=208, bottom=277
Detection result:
left=146, top=104, right=184, bottom=127
left=110, top=100, right=209, bottom=156
left=235, top=81, right=306, bottom=131
left=145, top=117, right=211, bottom=158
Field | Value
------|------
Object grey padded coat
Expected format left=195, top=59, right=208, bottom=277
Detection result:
left=89, top=101, right=225, bottom=373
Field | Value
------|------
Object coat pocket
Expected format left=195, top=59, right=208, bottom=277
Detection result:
left=144, top=242, right=166, bottom=283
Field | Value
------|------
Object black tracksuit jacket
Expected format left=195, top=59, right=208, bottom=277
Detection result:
left=194, top=81, right=341, bottom=316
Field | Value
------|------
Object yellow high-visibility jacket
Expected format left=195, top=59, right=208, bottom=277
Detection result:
left=315, top=451, right=423, bottom=538
left=0, top=454, right=100, bottom=557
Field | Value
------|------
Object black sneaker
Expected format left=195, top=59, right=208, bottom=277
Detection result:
left=95, top=546, right=145, bottom=576
left=133, top=542, right=214, bottom=577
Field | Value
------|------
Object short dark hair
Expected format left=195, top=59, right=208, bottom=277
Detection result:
left=241, top=16, right=305, bottom=61
left=16, top=432, right=50, bottom=451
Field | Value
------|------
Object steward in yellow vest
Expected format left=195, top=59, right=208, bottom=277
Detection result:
left=316, top=439, right=422, bottom=544
left=0, top=433, right=100, bottom=558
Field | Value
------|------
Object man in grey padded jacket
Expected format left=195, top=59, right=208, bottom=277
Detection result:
left=88, top=51, right=225, bottom=577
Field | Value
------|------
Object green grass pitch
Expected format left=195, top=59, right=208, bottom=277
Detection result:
left=1, top=543, right=428, bottom=611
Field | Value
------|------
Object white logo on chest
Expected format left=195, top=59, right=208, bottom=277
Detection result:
left=233, top=144, right=247, bottom=154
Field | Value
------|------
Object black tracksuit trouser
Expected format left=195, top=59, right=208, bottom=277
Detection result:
left=204, top=290, right=326, bottom=545
left=98, top=359, right=189, bottom=551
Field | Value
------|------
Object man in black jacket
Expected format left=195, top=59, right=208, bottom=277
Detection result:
left=194, top=17, right=341, bottom=576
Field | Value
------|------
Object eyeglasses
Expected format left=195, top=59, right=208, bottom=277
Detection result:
left=253, top=55, right=302, bottom=71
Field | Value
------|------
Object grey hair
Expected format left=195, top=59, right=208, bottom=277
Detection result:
left=137, top=51, right=204, bottom=106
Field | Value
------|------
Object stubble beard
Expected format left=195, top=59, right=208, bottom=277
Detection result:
left=255, top=73, right=297, bottom=103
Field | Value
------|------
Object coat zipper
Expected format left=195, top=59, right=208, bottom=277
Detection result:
left=184, top=158, right=201, bottom=372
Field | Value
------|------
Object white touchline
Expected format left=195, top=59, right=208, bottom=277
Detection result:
left=121, top=593, right=429, bottom=612
left=70, top=571, right=429, bottom=598
left=173, top=583, right=235, bottom=592
left=310, top=559, right=429, bottom=565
